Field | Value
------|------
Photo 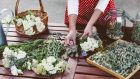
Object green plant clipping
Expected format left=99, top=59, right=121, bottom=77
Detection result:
left=90, top=40, right=140, bottom=77
left=132, top=21, right=140, bottom=44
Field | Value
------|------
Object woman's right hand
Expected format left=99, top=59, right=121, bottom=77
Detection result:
left=65, top=30, right=76, bottom=46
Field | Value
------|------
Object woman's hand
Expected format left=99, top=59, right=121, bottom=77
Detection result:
left=82, top=26, right=97, bottom=38
left=65, top=30, right=77, bottom=46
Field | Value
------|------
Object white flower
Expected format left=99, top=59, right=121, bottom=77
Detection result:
left=55, top=61, right=66, bottom=71
left=17, top=69, right=23, bottom=74
left=2, top=59, right=10, bottom=68
left=10, top=65, right=18, bottom=76
left=10, top=65, right=23, bottom=76
left=35, top=17, right=41, bottom=22
left=30, top=15, right=36, bottom=20
left=49, top=69, right=57, bottom=75
left=27, top=61, right=32, bottom=70
left=26, top=15, right=31, bottom=21
left=3, top=47, right=13, bottom=57
left=46, top=56, right=56, bottom=64
left=36, top=22, right=45, bottom=32
left=27, top=20, right=35, bottom=27
left=16, top=18, right=23, bottom=26
left=80, top=37, right=99, bottom=52
left=32, top=59, right=38, bottom=66
left=25, top=27, right=35, bottom=35
left=16, top=49, right=27, bottom=59
left=33, top=63, right=46, bottom=75
left=22, top=20, right=30, bottom=30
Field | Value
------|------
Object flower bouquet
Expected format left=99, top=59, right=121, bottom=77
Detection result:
left=80, top=32, right=103, bottom=57
left=64, top=30, right=103, bottom=57
left=1, top=39, right=67, bottom=76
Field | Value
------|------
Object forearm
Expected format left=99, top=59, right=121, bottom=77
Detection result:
left=68, top=14, right=77, bottom=31
left=86, top=9, right=102, bottom=27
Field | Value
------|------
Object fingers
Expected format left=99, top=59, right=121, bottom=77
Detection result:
left=65, top=37, right=76, bottom=46
left=64, top=37, right=70, bottom=46
left=81, top=32, right=88, bottom=39
left=92, top=26, right=97, bottom=33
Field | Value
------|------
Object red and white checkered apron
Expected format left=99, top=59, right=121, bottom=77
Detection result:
left=64, top=0, right=116, bottom=26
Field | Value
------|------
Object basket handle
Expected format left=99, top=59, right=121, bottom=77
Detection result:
left=15, top=0, right=44, bottom=16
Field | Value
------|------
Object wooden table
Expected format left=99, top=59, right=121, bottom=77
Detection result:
left=0, top=23, right=140, bottom=79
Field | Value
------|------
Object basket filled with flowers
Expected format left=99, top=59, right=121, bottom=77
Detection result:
left=14, top=0, right=48, bottom=36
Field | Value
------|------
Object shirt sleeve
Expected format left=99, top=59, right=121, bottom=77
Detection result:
left=95, top=0, right=110, bottom=12
left=68, top=0, right=79, bottom=15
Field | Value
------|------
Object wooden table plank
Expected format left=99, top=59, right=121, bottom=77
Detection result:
left=76, top=66, right=113, bottom=77
left=0, top=67, right=51, bottom=79
left=74, top=74, right=116, bottom=79
left=0, top=75, right=33, bottom=79
left=62, top=58, right=78, bottom=79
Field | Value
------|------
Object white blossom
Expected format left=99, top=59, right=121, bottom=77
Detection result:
left=27, top=61, right=32, bottom=70
left=15, top=14, right=45, bottom=35
left=36, top=22, right=45, bottom=32
left=2, top=59, right=10, bottom=68
left=16, top=18, right=22, bottom=26
left=10, top=65, right=18, bottom=76
left=33, top=63, right=46, bottom=75
left=25, top=27, right=35, bottom=35
left=80, top=37, right=99, bottom=52
left=46, top=56, right=56, bottom=64
left=3, top=47, right=13, bottom=57
left=10, top=65, right=23, bottom=75
left=49, top=69, right=57, bottom=74
left=16, top=49, right=27, bottom=59
left=22, top=20, right=30, bottom=30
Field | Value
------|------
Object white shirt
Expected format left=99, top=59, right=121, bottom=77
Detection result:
left=68, top=0, right=110, bottom=15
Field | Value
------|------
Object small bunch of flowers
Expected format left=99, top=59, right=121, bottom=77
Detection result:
left=15, top=13, right=46, bottom=35
left=2, top=47, right=27, bottom=75
left=32, top=56, right=67, bottom=75
left=2, top=47, right=67, bottom=76
left=80, top=37, right=99, bottom=52
left=79, top=32, right=103, bottom=56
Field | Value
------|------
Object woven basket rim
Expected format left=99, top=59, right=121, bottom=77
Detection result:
left=15, top=10, right=48, bottom=20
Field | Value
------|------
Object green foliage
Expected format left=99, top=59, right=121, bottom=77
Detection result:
left=0, top=39, right=65, bottom=61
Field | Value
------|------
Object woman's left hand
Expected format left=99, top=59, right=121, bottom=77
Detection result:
left=82, top=25, right=97, bottom=38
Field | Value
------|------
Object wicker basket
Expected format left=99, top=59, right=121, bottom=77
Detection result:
left=14, top=0, right=48, bottom=37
